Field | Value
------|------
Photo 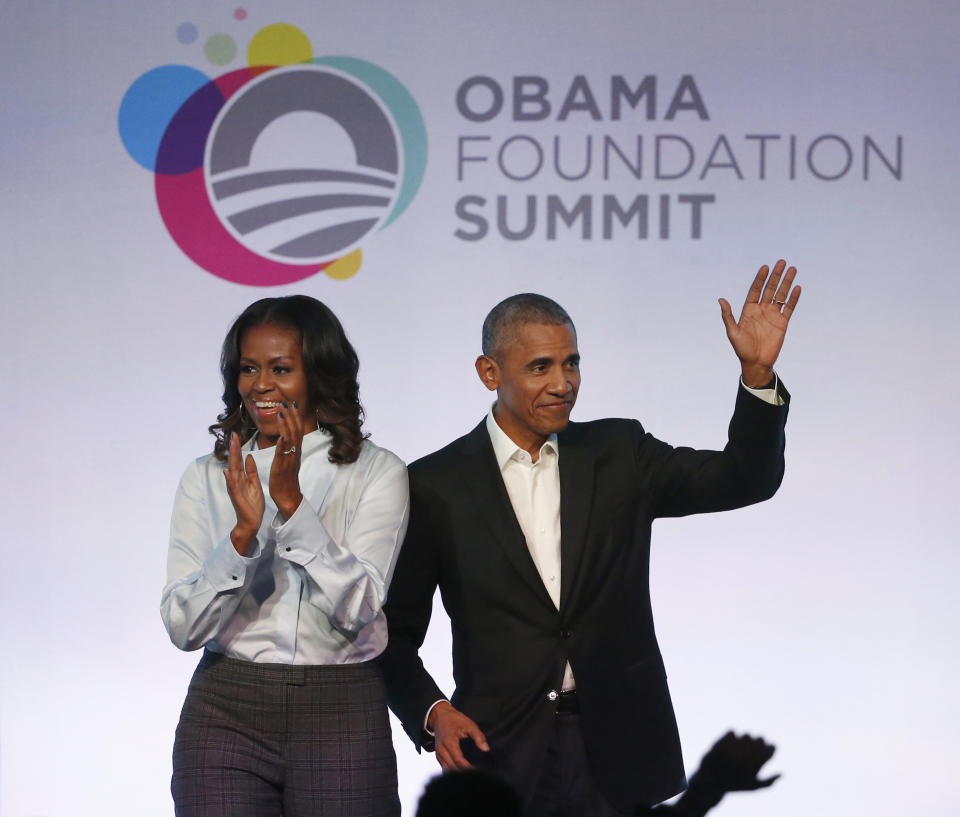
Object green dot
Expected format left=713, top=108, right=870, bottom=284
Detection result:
left=205, top=33, right=237, bottom=66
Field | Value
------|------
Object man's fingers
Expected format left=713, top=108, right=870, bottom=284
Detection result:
left=772, top=265, right=797, bottom=303
left=432, top=706, right=488, bottom=770
left=758, top=259, right=786, bottom=303
left=782, top=285, right=801, bottom=320
left=745, top=265, right=768, bottom=305
left=450, top=711, right=489, bottom=752
left=718, top=298, right=737, bottom=332
left=434, top=708, right=487, bottom=771
left=437, top=740, right=472, bottom=771
left=753, top=773, right=781, bottom=789
left=466, top=723, right=490, bottom=752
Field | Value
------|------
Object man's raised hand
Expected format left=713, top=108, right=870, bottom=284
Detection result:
left=719, top=259, right=801, bottom=387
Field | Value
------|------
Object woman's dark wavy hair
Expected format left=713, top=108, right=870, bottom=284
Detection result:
left=209, top=296, right=366, bottom=465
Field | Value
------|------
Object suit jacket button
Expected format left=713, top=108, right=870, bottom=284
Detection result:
left=547, top=689, right=558, bottom=701
left=560, top=629, right=572, bottom=639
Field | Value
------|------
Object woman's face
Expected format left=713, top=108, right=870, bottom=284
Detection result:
left=237, top=323, right=316, bottom=448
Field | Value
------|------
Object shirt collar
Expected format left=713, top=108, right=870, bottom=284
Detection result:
left=485, top=403, right=558, bottom=470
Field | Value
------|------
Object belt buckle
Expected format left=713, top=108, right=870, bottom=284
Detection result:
left=554, top=689, right=579, bottom=716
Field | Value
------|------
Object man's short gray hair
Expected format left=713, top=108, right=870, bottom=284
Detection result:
left=481, top=294, right=574, bottom=359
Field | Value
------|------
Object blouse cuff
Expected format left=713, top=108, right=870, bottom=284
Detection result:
left=204, top=534, right=262, bottom=592
left=271, top=498, right=333, bottom=567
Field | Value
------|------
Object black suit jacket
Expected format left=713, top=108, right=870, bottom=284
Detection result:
left=380, top=384, right=789, bottom=811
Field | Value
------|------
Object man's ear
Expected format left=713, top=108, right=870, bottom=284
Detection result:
left=475, top=355, right=499, bottom=392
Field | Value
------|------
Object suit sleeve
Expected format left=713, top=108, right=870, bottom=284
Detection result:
left=644, top=380, right=790, bottom=518
left=377, top=473, right=448, bottom=751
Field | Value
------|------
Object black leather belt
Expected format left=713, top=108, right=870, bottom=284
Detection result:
left=554, top=689, right=579, bottom=715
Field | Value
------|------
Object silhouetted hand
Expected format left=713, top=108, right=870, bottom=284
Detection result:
left=695, top=731, right=779, bottom=791
left=664, top=731, right=779, bottom=817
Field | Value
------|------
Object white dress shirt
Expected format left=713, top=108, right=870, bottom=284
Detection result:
left=486, top=408, right=577, bottom=689
left=161, top=429, right=409, bottom=665
left=486, top=412, right=563, bottom=604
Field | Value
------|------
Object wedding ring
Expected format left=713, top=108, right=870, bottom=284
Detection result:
left=282, top=446, right=297, bottom=455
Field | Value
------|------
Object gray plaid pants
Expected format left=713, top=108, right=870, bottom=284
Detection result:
left=172, top=651, right=400, bottom=817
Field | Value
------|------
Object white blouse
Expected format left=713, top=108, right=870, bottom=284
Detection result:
left=161, top=429, right=409, bottom=665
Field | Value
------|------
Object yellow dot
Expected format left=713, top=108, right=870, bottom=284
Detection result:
left=247, top=23, right=313, bottom=67
left=324, top=250, right=362, bottom=280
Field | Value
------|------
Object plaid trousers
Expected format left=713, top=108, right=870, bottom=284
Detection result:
left=172, top=651, right=400, bottom=817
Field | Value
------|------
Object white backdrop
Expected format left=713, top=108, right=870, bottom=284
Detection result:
left=2, top=2, right=958, bottom=816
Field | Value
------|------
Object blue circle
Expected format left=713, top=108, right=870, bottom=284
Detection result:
left=177, top=23, right=198, bottom=45
left=118, top=65, right=211, bottom=171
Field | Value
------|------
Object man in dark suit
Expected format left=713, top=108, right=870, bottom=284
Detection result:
left=380, top=262, right=801, bottom=816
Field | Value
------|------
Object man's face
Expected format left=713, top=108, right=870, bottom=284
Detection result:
left=477, top=321, right=580, bottom=455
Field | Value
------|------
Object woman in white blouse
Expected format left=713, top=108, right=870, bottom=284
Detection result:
left=161, top=295, right=408, bottom=817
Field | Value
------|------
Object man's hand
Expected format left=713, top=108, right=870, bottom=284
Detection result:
left=428, top=701, right=490, bottom=771
left=719, top=259, right=801, bottom=387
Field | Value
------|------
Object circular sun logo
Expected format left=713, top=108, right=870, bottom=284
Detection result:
left=119, top=21, right=426, bottom=285
left=205, top=64, right=403, bottom=264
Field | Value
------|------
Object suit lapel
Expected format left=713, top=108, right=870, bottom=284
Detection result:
left=558, top=423, right=595, bottom=610
left=455, top=421, right=557, bottom=609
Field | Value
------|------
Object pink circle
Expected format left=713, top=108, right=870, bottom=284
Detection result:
left=154, top=67, right=326, bottom=286
left=156, top=168, right=325, bottom=286
left=234, top=8, right=247, bottom=21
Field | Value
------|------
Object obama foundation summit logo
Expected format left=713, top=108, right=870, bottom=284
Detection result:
left=119, top=17, right=427, bottom=286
